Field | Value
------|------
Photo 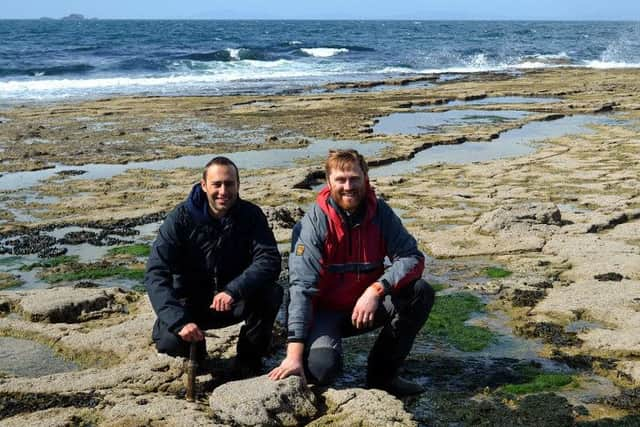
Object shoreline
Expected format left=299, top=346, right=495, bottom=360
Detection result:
left=1, top=67, right=639, bottom=425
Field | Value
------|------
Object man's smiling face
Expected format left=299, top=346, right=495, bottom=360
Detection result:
left=327, top=162, right=365, bottom=213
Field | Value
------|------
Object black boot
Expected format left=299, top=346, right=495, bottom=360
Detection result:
left=366, top=372, right=424, bottom=397
left=229, top=354, right=263, bottom=380
left=231, top=325, right=264, bottom=380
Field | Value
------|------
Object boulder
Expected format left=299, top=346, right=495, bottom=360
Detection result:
left=420, top=203, right=563, bottom=258
left=11, top=287, right=127, bottom=323
left=209, top=375, right=317, bottom=426
left=472, top=203, right=562, bottom=234
left=309, top=387, right=417, bottom=426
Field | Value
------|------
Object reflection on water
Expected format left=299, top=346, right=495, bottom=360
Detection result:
left=374, top=109, right=530, bottom=135
left=0, top=139, right=388, bottom=191
left=0, top=337, right=78, bottom=377
left=370, top=115, right=616, bottom=177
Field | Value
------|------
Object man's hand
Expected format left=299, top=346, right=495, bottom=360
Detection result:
left=351, top=285, right=381, bottom=329
left=268, top=342, right=306, bottom=383
left=211, top=291, right=234, bottom=312
left=178, top=322, right=204, bottom=342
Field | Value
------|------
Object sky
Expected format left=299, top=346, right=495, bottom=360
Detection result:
left=2, top=0, right=640, bottom=20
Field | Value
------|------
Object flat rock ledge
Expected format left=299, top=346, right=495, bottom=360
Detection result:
left=1, top=287, right=129, bottom=323
left=421, top=202, right=562, bottom=257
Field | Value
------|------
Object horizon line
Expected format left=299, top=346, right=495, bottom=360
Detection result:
left=2, top=17, right=640, bottom=22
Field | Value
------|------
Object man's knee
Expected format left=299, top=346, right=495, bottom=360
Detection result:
left=307, top=347, right=341, bottom=386
left=413, top=279, right=436, bottom=312
left=152, top=320, right=189, bottom=357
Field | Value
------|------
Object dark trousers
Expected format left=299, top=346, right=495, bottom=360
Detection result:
left=305, top=279, right=435, bottom=385
left=152, top=283, right=283, bottom=360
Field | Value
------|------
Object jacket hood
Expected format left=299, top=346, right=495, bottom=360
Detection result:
left=186, top=183, right=211, bottom=224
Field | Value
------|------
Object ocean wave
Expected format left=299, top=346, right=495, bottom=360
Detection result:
left=0, top=60, right=349, bottom=99
left=518, top=53, right=573, bottom=66
left=176, top=48, right=270, bottom=62
left=377, top=66, right=416, bottom=74
left=115, top=58, right=167, bottom=72
left=0, top=63, right=94, bottom=78
left=583, top=60, right=640, bottom=69
left=600, top=32, right=640, bottom=64
left=300, top=47, right=349, bottom=58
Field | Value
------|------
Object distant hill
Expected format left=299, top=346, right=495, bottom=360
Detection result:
left=60, top=14, right=86, bottom=20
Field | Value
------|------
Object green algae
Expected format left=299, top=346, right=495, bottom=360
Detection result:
left=499, top=372, right=576, bottom=395
left=484, top=267, right=513, bottom=278
left=430, top=282, right=449, bottom=293
left=107, top=244, right=151, bottom=257
left=19, top=255, right=80, bottom=271
left=424, top=292, right=496, bottom=352
left=42, top=265, right=145, bottom=283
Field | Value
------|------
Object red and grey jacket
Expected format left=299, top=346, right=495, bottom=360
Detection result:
left=287, top=185, right=424, bottom=342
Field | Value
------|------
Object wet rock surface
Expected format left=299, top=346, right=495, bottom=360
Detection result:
left=4, top=234, right=57, bottom=256
left=311, top=387, right=417, bottom=426
left=1, top=68, right=639, bottom=424
left=463, top=393, right=576, bottom=427
left=0, top=391, right=101, bottom=420
left=515, top=322, right=583, bottom=347
left=510, top=288, right=547, bottom=307
left=55, top=169, right=87, bottom=177
left=264, top=205, right=305, bottom=229
left=594, top=272, right=624, bottom=282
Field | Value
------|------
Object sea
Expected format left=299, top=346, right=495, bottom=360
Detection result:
left=1, top=20, right=639, bottom=103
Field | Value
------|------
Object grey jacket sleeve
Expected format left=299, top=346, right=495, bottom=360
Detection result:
left=287, top=205, right=326, bottom=342
left=377, top=200, right=425, bottom=294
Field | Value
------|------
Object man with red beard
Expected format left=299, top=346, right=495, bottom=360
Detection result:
left=269, top=149, right=434, bottom=396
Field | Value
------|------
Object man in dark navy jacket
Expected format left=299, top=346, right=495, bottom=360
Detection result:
left=145, top=156, right=282, bottom=377
left=269, top=149, right=434, bottom=396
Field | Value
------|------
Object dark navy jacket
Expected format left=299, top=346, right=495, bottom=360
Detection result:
left=145, top=184, right=281, bottom=334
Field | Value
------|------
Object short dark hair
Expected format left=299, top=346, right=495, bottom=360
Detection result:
left=325, top=149, right=368, bottom=179
left=202, top=156, right=240, bottom=183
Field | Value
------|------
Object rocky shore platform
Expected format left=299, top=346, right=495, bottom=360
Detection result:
left=1, top=68, right=639, bottom=425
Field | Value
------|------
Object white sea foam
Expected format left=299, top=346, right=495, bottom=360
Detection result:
left=289, top=40, right=302, bottom=45
left=378, top=66, right=416, bottom=74
left=226, top=48, right=241, bottom=60
left=300, top=48, right=349, bottom=58
left=0, top=60, right=348, bottom=100
left=583, top=60, right=640, bottom=69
